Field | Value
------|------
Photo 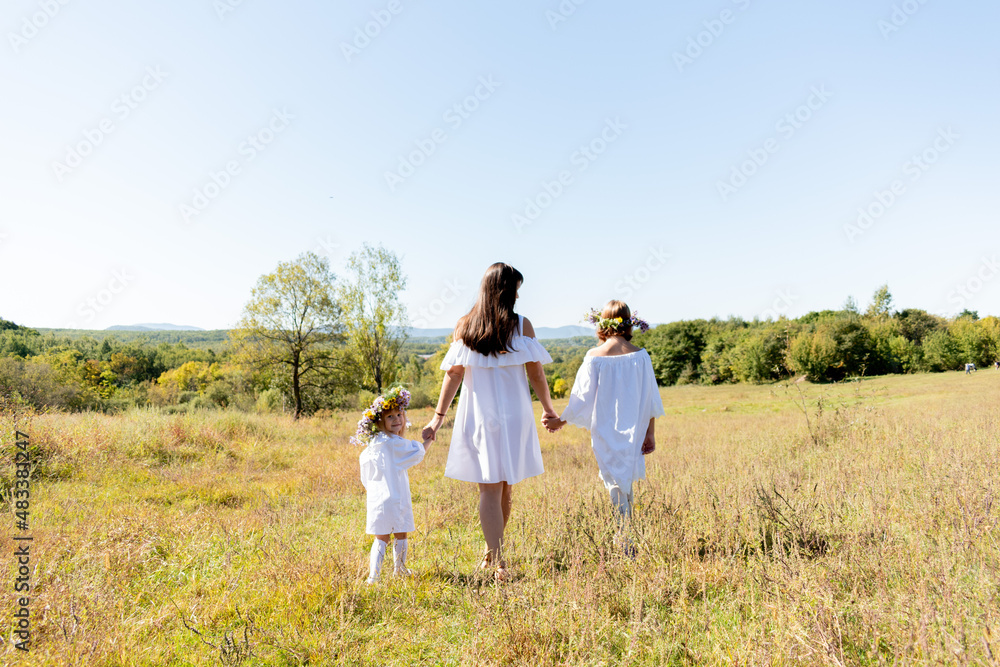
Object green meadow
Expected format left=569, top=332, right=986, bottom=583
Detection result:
left=3, top=370, right=999, bottom=665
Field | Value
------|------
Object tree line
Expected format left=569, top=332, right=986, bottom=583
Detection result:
left=2, top=267, right=996, bottom=417
left=635, top=286, right=999, bottom=385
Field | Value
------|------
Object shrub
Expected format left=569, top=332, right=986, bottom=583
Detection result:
left=406, top=386, right=435, bottom=409
left=0, top=357, right=81, bottom=410
left=730, top=330, right=786, bottom=384
left=698, top=334, right=737, bottom=385
left=787, top=330, right=838, bottom=382
left=922, top=330, right=960, bottom=371
left=949, top=319, right=996, bottom=367
left=255, top=388, right=284, bottom=413
left=189, top=395, right=213, bottom=410
left=205, top=381, right=231, bottom=408
left=887, top=335, right=922, bottom=373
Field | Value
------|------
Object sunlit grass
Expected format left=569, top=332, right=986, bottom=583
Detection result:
left=2, top=370, right=999, bottom=664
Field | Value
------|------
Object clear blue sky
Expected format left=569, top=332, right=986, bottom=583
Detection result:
left=2, top=0, right=998, bottom=330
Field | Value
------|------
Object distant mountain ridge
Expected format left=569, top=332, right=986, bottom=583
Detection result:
left=107, top=323, right=205, bottom=331
left=101, top=323, right=592, bottom=338
left=406, top=325, right=594, bottom=340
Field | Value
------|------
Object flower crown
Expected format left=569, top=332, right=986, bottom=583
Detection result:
left=584, top=308, right=650, bottom=333
left=350, top=386, right=411, bottom=446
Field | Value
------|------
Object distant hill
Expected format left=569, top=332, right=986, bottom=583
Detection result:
left=534, top=325, right=594, bottom=339
left=405, top=327, right=454, bottom=338
left=35, top=328, right=229, bottom=351
left=107, top=323, right=205, bottom=331
left=406, top=325, right=594, bottom=340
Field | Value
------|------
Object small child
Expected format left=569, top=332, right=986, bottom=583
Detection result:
left=352, top=387, right=431, bottom=583
left=545, top=301, right=664, bottom=526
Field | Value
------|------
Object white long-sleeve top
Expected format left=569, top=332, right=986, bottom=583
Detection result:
left=559, top=349, right=665, bottom=491
left=359, top=431, right=426, bottom=535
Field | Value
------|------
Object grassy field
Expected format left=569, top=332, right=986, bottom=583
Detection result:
left=2, top=370, right=999, bottom=665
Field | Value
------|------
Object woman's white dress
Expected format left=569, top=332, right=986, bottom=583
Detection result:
left=559, top=349, right=665, bottom=493
left=359, top=432, right=425, bottom=534
left=442, top=315, right=552, bottom=485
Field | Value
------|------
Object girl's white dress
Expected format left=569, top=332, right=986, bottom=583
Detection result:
left=441, top=315, right=552, bottom=485
left=359, top=432, right=425, bottom=535
left=559, top=349, right=665, bottom=493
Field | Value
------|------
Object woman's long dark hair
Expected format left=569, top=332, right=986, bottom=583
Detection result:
left=454, top=263, right=523, bottom=356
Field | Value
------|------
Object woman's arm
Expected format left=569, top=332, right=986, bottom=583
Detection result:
left=520, top=317, right=558, bottom=420
left=421, top=365, right=464, bottom=441
left=525, top=361, right=558, bottom=419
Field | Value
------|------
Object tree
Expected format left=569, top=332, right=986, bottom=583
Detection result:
left=866, top=284, right=894, bottom=319
left=895, top=308, right=943, bottom=344
left=338, top=244, right=408, bottom=394
left=949, top=318, right=995, bottom=367
left=730, top=328, right=787, bottom=383
left=638, top=320, right=708, bottom=385
left=786, top=318, right=876, bottom=381
left=922, top=329, right=960, bottom=371
left=232, top=252, right=343, bottom=418
left=786, top=329, right=838, bottom=382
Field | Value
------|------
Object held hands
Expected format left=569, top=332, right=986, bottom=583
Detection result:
left=541, top=411, right=565, bottom=433
left=421, top=414, right=445, bottom=443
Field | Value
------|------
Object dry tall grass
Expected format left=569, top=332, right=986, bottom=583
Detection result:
left=2, top=371, right=999, bottom=665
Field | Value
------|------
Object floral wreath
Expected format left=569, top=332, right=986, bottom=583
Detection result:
left=350, top=386, right=411, bottom=446
left=584, top=308, right=650, bottom=334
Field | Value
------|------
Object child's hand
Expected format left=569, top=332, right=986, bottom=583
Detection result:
left=541, top=412, right=565, bottom=432
left=422, top=437, right=433, bottom=451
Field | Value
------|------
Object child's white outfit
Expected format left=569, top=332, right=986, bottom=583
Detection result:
left=441, top=315, right=551, bottom=485
left=559, top=349, right=665, bottom=511
left=359, top=431, right=425, bottom=535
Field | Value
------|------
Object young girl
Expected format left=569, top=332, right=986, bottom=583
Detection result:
left=545, top=301, right=664, bottom=523
left=353, top=387, right=431, bottom=583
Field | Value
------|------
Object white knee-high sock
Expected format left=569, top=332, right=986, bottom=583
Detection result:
left=367, top=539, right=387, bottom=583
left=393, top=538, right=408, bottom=573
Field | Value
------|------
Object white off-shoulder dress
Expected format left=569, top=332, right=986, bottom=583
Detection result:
left=441, top=315, right=552, bottom=485
left=359, top=432, right=426, bottom=535
left=559, top=349, right=665, bottom=493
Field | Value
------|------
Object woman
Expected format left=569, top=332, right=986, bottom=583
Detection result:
left=422, top=262, right=558, bottom=581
